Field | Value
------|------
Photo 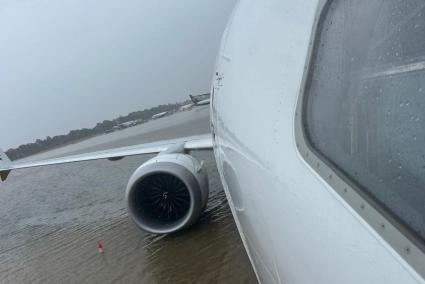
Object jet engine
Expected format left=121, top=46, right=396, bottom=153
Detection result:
left=125, top=153, right=209, bottom=234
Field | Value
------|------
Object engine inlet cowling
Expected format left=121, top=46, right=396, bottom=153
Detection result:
left=125, top=153, right=209, bottom=234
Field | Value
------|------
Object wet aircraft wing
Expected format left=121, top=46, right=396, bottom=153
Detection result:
left=0, top=134, right=213, bottom=181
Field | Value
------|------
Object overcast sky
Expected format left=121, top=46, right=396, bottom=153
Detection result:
left=0, top=0, right=236, bottom=150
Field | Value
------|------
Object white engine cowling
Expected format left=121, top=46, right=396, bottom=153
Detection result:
left=125, top=153, right=209, bottom=234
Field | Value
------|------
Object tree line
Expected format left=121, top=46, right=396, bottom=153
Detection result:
left=6, top=102, right=186, bottom=161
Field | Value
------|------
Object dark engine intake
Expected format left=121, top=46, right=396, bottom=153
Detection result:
left=125, top=153, right=209, bottom=234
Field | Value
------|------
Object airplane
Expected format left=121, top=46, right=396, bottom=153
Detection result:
left=1, top=0, right=425, bottom=283
left=151, top=111, right=168, bottom=119
left=189, top=93, right=211, bottom=106
left=179, top=94, right=211, bottom=111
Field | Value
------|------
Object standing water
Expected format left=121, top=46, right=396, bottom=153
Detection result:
left=0, top=109, right=257, bottom=283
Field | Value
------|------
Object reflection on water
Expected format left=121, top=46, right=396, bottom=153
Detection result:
left=0, top=151, right=257, bottom=283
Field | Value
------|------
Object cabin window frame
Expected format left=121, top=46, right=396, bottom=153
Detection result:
left=294, top=0, right=425, bottom=278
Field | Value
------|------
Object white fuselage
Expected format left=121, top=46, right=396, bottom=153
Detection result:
left=211, top=1, right=425, bottom=283
left=152, top=111, right=168, bottom=119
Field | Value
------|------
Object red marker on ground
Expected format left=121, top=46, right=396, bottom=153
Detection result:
left=96, top=241, right=104, bottom=254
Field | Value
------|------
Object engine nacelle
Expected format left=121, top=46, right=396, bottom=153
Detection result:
left=125, top=153, right=209, bottom=234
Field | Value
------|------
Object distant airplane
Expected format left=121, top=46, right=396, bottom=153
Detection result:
left=189, top=94, right=210, bottom=106
left=119, top=120, right=138, bottom=128
left=179, top=94, right=211, bottom=112
left=1, top=1, right=425, bottom=283
left=179, top=104, right=194, bottom=111
left=151, top=111, right=168, bottom=119
left=179, top=94, right=210, bottom=112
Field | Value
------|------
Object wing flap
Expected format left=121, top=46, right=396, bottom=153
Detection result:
left=0, top=134, right=212, bottom=181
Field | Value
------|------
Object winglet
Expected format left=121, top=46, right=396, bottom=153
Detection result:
left=0, top=149, right=12, bottom=181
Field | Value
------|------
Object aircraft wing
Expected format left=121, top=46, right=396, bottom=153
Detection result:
left=0, top=134, right=213, bottom=181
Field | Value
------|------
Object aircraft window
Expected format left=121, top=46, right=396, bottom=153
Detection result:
left=303, top=0, right=425, bottom=243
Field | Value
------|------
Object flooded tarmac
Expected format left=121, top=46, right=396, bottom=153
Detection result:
left=0, top=108, right=257, bottom=283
